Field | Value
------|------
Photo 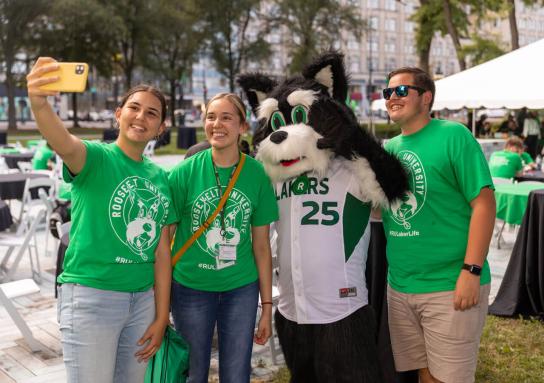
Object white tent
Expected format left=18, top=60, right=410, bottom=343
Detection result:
left=371, top=38, right=544, bottom=111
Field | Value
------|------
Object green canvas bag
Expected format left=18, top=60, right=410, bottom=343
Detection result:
left=144, top=326, right=190, bottom=383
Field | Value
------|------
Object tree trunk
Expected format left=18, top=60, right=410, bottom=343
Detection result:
left=124, top=66, right=132, bottom=92
left=71, top=93, right=79, bottom=128
left=170, top=79, right=176, bottom=128
left=443, top=0, right=467, bottom=71
left=5, top=72, right=17, bottom=132
left=442, top=0, right=466, bottom=70
left=418, top=45, right=431, bottom=75
left=5, top=53, right=17, bottom=132
left=508, top=0, right=519, bottom=50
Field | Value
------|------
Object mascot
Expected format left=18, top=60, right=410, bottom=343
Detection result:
left=238, top=52, right=408, bottom=383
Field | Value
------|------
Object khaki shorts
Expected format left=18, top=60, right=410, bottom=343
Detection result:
left=387, top=284, right=490, bottom=383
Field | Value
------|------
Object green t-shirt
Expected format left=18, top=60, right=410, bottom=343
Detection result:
left=32, top=145, right=55, bottom=170
left=521, top=151, right=534, bottom=166
left=58, top=141, right=177, bottom=292
left=488, top=150, right=523, bottom=178
left=382, top=119, right=493, bottom=294
left=168, top=149, right=279, bottom=292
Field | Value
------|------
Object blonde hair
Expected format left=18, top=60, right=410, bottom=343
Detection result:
left=505, top=136, right=524, bottom=150
left=203, top=93, right=247, bottom=123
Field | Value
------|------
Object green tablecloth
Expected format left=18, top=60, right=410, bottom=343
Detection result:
left=58, top=181, right=72, bottom=201
left=495, top=183, right=544, bottom=225
left=26, top=139, right=44, bottom=148
left=0, top=147, right=20, bottom=154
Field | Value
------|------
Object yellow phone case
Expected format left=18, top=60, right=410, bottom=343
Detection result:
left=40, top=62, right=89, bottom=93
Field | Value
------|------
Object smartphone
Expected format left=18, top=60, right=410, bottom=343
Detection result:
left=39, top=62, right=89, bottom=93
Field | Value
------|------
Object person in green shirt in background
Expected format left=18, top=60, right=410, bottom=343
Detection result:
left=520, top=150, right=538, bottom=170
left=379, top=67, right=496, bottom=383
left=31, top=142, right=55, bottom=170
left=488, top=136, right=524, bottom=179
left=27, top=57, right=176, bottom=383
left=168, top=93, right=278, bottom=383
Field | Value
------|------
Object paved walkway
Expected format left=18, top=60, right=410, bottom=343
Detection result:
left=0, top=156, right=515, bottom=381
left=0, top=154, right=282, bottom=382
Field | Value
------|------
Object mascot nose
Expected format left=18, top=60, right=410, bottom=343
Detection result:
left=270, top=130, right=288, bottom=144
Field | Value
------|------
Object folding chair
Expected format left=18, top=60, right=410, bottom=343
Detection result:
left=16, top=176, right=56, bottom=232
left=17, top=162, right=32, bottom=173
left=56, top=221, right=71, bottom=240
left=0, top=278, right=46, bottom=352
left=38, top=188, right=57, bottom=255
left=0, top=209, right=46, bottom=283
left=143, top=140, right=157, bottom=157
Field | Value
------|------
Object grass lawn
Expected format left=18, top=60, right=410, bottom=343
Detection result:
left=271, top=315, right=544, bottom=383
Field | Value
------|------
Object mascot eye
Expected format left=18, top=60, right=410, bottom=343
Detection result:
left=270, top=111, right=286, bottom=131
left=291, top=105, right=309, bottom=124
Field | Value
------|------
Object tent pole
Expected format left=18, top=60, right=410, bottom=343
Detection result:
left=472, top=109, right=476, bottom=136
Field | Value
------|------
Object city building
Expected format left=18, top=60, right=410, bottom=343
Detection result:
left=187, top=0, right=544, bottom=117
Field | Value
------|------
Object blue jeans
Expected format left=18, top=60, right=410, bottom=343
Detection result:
left=171, top=280, right=259, bottom=383
left=58, top=283, right=155, bottom=383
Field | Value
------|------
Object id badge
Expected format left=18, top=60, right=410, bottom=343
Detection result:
left=218, top=244, right=237, bottom=261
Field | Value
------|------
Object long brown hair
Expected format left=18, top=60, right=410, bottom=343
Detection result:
left=119, top=84, right=167, bottom=123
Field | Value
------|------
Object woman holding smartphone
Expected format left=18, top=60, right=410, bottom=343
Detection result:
left=168, top=93, right=278, bottom=383
left=26, top=57, right=176, bottom=383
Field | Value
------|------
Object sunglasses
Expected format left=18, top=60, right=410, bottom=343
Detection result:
left=382, top=85, right=427, bottom=100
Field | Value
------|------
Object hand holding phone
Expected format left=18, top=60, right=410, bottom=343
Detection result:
left=39, top=62, right=89, bottom=93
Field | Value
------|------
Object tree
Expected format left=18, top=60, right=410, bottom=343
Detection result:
left=146, top=0, right=204, bottom=127
left=33, top=0, right=120, bottom=126
left=270, top=0, right=362, bottom=74
left=441, top=0, right=467, bottom=70
left=504, top=0, right=544, bottom=51
left=461, top=35, right=505, bottom=66
left=199, top=0, right=271, bottom=92
left=410, top=0, right=501, bottom=73
left=0, top=0, right=48, bottom=131
left=100, top=0, right=154, bottom=90
left=410, top=0, right=439, bottom=74
left=507, top=0, right=519, bottom=50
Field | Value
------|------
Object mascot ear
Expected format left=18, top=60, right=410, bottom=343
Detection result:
left=302, top=51, right=348, bottom=103
left=237, top=74, right=277, bottom=117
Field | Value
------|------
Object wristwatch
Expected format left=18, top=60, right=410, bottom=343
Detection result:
left=462, top=263, right=482, bottom=276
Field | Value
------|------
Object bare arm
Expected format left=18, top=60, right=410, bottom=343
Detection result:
left=371, top=208, right=382, bottom=220
left=454, top=187, right=495, bottom=310
left=251, top=224, right=273, bottom=345
left=26, top=57, right=87, bottom=174
left=136, top=225, right=171, bottom=362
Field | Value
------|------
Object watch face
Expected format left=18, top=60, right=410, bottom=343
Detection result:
left=464, top=263, right=481, bottom=275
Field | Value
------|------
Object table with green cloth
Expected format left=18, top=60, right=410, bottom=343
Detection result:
left=26, top=139, right=45, bottom=149
left=495, top=183, right=544, bottom=225
left=0, top=147, right=20, bottom=155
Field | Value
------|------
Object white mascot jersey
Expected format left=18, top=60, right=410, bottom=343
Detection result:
left=275, top=158, right=371, bottom=324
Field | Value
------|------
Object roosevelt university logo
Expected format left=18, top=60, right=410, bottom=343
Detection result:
left=191, top=186, right=251, bottom=258
left=390, top=150, right=427, bottom=229
left=109, top=176, right=170, bottom=261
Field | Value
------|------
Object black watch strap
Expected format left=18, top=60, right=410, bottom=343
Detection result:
left=462, top=263, right=482, bottom=276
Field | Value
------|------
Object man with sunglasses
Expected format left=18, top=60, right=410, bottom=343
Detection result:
left=379, top=67, right=495, bottom=383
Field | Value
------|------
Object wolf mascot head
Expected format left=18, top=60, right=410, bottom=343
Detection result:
left=238, top=52, right=408, bottom=206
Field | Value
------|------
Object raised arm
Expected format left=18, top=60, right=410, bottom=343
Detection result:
left=26, top=57, right=87, bottom=174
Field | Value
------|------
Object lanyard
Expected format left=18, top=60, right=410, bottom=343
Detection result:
left=212, top=156, right=239, bottom=239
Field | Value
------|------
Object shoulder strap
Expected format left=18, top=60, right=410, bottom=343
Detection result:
left=171, top=153, right=246, bottom=266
